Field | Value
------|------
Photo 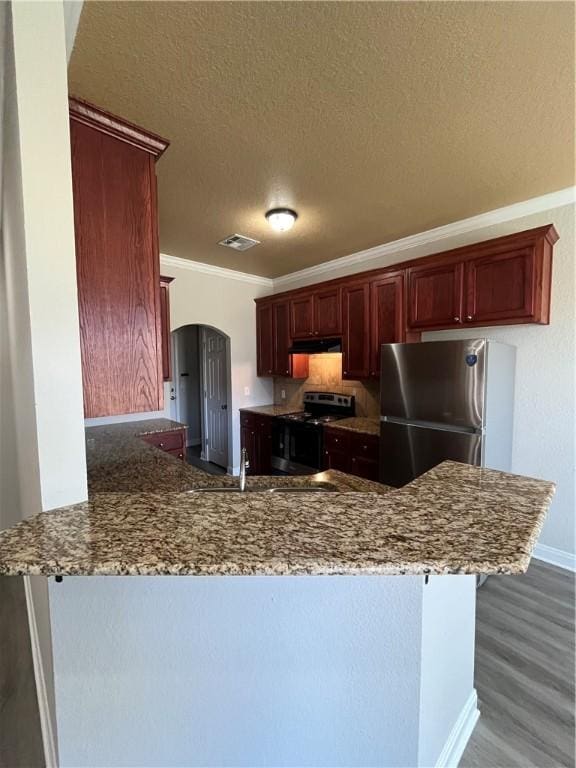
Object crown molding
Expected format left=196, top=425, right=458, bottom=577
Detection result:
left=273, top=186, right=575, bottom=289
left=161, top=187, right=574, bottom=291
left=160, top=253, right=274, bottom=288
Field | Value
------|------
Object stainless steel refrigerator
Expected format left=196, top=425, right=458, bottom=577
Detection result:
left=379, top=339, right=516, bottom=487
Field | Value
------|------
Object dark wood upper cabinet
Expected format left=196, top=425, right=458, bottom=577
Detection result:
left=70, top=98, right=169, bottom=418
left=160, top=276, right=174, bottom=381
left=314, top=287, right=342, bottom=336
left=465, top=247, right=538, bottom=325
left=290, top=287, right=341, bottom=338
left=342, top=281, right=371, bottom=379
left=255, top=224, right=557, bottom=378
left=272, top=300, right=291, bottom=376
left=407, top=262, right=464, bottom=330
left=256, top=302, right=274, bottom=376
left=407, top=224, right=557, bottom=331
left=272, top=300, right=308, bottom=378
left=290, top=294, right=314, bottom=338
left=369, top=272, right=407, bottom=377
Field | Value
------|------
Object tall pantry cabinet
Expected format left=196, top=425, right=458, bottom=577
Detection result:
left=69, top=98, right=169, bottom=418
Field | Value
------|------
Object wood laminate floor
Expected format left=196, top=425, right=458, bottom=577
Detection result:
left=461, top=560, right=575, bottom=768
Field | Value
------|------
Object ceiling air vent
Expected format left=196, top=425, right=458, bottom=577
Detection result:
left=218, top=233, right=260, bottom=252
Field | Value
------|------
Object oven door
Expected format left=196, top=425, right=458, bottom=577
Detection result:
left=288, top=422, right=321, bottom=473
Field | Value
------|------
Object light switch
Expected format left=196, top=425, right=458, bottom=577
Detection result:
left=244, top=386, right=250, bottom=396
left=281, top=389, right=286, bottom=400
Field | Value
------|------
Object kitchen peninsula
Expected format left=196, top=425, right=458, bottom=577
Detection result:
left=0, top=419, right=555, bottom=767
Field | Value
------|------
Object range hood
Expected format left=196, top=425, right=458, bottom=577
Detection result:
left=288, top=338, right=342, bottom=354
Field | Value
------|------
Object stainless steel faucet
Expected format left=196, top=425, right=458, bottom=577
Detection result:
left=239, top=448, right=250, bottom=491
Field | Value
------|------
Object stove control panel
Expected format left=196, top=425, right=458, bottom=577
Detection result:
left=302, top=391, right=355, bottom=410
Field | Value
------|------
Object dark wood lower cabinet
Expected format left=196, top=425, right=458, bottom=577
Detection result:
left=141, top=428, right=187, bottom=461
left=323, top=428, right=379, bottom=481
left=240, top=411, right=273, bottom=474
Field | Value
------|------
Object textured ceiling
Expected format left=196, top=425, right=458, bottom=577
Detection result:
left=69, top=1, right=575, bottom=278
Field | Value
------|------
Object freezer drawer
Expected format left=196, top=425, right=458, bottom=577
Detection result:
left=380, top=420, right=482, bottom=488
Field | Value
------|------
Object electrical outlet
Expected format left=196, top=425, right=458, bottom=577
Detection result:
left=244, top=386, right=250, bottom=396
left=281, top=389, right=286, bottom=400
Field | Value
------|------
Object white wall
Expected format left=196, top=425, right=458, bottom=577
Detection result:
left=1, top=1, right=89, bottom=760
left=50, top=575, right=424, bottom=768
left=160, top=258, right=274, bottom=471
left=273, top=202, right=576, bottom=558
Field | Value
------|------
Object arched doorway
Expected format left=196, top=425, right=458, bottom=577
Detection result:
left=170, top=324, right=231, bottom=473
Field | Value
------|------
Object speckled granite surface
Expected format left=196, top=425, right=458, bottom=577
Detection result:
left=239, top=404, right=302, bottom=417
left=0, top=413, right=555, bottom=576
left=328, top=417, right=380, bottom=436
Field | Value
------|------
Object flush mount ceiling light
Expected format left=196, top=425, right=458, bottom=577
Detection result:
left=265, top=208, right=298, bottom=232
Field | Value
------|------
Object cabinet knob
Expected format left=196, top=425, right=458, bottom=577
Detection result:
left=352, top=457, right=356, bottom=462
left=159, top=442, right=164, bottom=448
left=453, top=316, right=461, bottom=322
left=466, top=315, right=473, bottom=321
left=344, top=370, right=348, bottom=375
left=314, top=331, right=319, bottom=335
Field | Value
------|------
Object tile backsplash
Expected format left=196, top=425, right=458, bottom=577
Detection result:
left=273, top=353, right=380, bottom=418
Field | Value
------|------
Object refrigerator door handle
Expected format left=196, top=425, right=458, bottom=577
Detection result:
left=380, top=415, right=483, bottom=436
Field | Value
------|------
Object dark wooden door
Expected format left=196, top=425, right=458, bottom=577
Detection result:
left=256, top=303, right=274, bottom=377
left=256, top=415, right=273, bottom=474
left=350, top=434, right=379, bottom=481
left=272, top=301, right=291, bottom=376
left=465, top=247, right=536, bottom=324
left=369, top=272, right=405, bottom=377
left=314, top=287, right=341, bottom=336
left=290, top=294, right=314, bottom=338
left=71, top=120, right=164, bottom=417
left=323, top=429, right=351, bottom=472
left=407, top=262, right=464, bottom=330
left=342, top=282, right=371, bottom=379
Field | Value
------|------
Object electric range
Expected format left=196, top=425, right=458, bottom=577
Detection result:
left=271, top=392, right=355, bottom=474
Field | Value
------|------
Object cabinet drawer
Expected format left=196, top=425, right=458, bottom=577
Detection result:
left=240, top=412, right=256, bottom=428
left=142, top=429, right=185, bottom=452
left=324, top=428, right=351, bottom=452
left=351, top=432, right=379, bottom=458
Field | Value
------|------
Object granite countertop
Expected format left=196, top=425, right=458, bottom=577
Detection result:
left=328, top=417, right=380, bottom=436
left=239, top=404, right=301, bottom=417
left=0, top=410, right=555, bottom=577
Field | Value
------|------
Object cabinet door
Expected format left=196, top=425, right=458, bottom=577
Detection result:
left=314, top=287, right=341, bottom=336
left=159, top=276, right=174, bottom=381
left=256, top=303, right=274, bottom=377
left=71, top=120, right=164, bottom=417
left=240, top=413, right=258, bottom=474
left=342, top=282, right=371, bottom=379
left=369, top=272, right=405, bottom=377
left=323, top=429, right=351, bottom=472
left=290, top=294, right=314, bottom=338
left=272, top=301, right=292, bottom=377
left=407, top=262, right=464, bottom=330
left=350, top=433, right=379, bottom=481
left=465, top=247, right=536, bottom=325
left=256, top=416, right=273, bottom=475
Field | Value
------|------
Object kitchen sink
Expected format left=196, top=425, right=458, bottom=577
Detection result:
left=188, top=482, right=339, bottom=494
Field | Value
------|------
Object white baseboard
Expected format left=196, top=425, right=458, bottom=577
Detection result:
left=187, top=438, right=201, bottom=447
left=23, top=576, right=58, bottom=768
left=435, top=689, right=480, bottom=768
left=533, top=543, right=576, bottom=572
